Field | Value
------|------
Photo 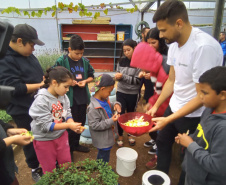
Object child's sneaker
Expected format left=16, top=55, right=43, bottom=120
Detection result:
left=148, top=144, right=157, bottom=154
left=144, top=139, right=155, bottom=147
left=146, top=156, right=157, bottom=169
left=32, top=167, right=43, bottom=182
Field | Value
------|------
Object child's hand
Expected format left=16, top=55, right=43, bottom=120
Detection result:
left=72, top=80, right=78, bottom=86
left=77, top=126, right=86, bottom=134
left=69, top=122, right=82, bottom=133
left=175, top=133, right=193, bottom=147
left=138, top=71, right=145, bottom=78
left=144, top=73, right=151, bottom=80
left=77, top=80, right=86, bottom=88
left=12, top=135, right=32, bottom=146
left=7, top=128, right=28, bottom=137
left=114, top=103, right=121, bottom=114
left=115, top=73, right=123, bottom=80
left=112, top=114, right=120, bottom=122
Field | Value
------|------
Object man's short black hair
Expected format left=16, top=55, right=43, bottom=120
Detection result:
left=220, top=32, right=226, bottom=35
left=199, top=66, right=226, bottom=95
left=69, top=34, right=85, bottom=50
left=153, top=0, right=189, bottom=25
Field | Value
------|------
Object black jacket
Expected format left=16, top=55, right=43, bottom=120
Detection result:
left=0, top=47, right=43, bottom=115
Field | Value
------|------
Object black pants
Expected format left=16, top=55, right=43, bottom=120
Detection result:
left=116, top=91, right=139, bottom=136
left=143, top=79, right=154, bottom=103
left=149, top=131, right=158, bottom=141
left=68, top=103, right=87, bottom=151
left=11, top=114, right=39, bottom=169
left=156, top=106, right=200, bottom=174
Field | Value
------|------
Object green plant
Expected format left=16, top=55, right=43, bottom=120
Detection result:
left=36, top=158, right=119, bottom=185
left=36, top=50, right=63, bottom=72
left=0, top=110, right=13, bottom=123
left=1, top=2, right=138, bottom=18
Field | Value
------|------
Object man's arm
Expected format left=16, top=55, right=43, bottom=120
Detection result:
left=147, top=66, right=175, bottom=116
left=150, top=83, right=203, bottom=132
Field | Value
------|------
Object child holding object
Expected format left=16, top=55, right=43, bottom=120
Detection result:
left=87, top=74, right=121, bottom=163
left=29, top=66, right=84, bottom=174
left=115, top=39, right=141, bottom=147
left=175, top=66, right=226, bottom=185
left=0, top=119, right=32, bottom=185
left=55, top=34, right=94, bottom=154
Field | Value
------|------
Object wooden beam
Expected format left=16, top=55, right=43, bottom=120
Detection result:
left=212, top=0, right=225, bottom=39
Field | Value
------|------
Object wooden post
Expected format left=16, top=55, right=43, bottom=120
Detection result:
left=212, top=0, right=225, bottom=40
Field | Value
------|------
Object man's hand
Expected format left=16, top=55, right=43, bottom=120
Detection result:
left=7, top=128, right=28, bottom=137
left=175, top=133, right=193, bottom=147
left=149, top=117, right=169, bottom=132
left=146, top=105, right=158, bottom=117
left=115, top=73, right=123, bottom=80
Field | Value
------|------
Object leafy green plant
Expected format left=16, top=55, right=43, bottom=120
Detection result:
left=36, top=49, right=64, bottom=72
left=0, top=110, right=13, bottom=123
left=36, top=158, right=119, bottom=185
left=1, top=2, right=138, bottom=18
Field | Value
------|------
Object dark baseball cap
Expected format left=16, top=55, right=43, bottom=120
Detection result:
left=93, top=74, right=115, bottom=92
left=13, top=24, right=45, bottom=46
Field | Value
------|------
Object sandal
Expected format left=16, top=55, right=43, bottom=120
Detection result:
left=128, top=137, right=136, bottom=146
left=117, top=140, right=124, bottom=147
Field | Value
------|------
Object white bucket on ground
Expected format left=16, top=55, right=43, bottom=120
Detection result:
left=116, top=147, right=138, bottom=177
left=142, top=170, right=170, bottom=185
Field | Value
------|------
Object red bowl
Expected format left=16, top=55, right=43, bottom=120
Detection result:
left=118, top=112, right=154, bottom=136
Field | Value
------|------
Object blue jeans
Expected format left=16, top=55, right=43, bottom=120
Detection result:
left=97, top=149, right=111, bottom=163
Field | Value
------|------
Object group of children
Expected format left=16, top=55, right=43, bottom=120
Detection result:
left=1, top=8, right=226, bottom=185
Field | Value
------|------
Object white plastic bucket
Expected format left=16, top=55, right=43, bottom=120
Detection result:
left=116, top=147, right=138, bottom=177
left=142, top=170, right=170, bottom=185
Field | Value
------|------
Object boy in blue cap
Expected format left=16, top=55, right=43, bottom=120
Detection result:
left=87, top=74, right=121, bottom=163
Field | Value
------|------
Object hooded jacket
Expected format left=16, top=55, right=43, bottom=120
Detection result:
left=0, top=47, right=44, bottom=116
left=29, top=88, right=72, bottom=141
left=148, top=55, right=170, bottom=117
left=116, top=57, right=141, bottom=95
left=182, top=108, right=226, bottom=185
left=87, top=96, right=120, bottom=149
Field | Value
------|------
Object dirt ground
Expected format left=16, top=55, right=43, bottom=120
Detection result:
left=14, top=96, right=182, bottom=185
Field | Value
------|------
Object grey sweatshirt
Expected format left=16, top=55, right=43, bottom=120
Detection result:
left=29, top=88, right=72, bottom=141
left=182, top=108, right=226, bottom=185
left=116, top=57, right=141, bottom=94
left=87, top=96, right=120, bottom=149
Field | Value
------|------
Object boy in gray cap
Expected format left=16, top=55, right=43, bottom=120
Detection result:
left=0, top=23, right=44, bottom=182
left=87, top=74, right=121, bottom=163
